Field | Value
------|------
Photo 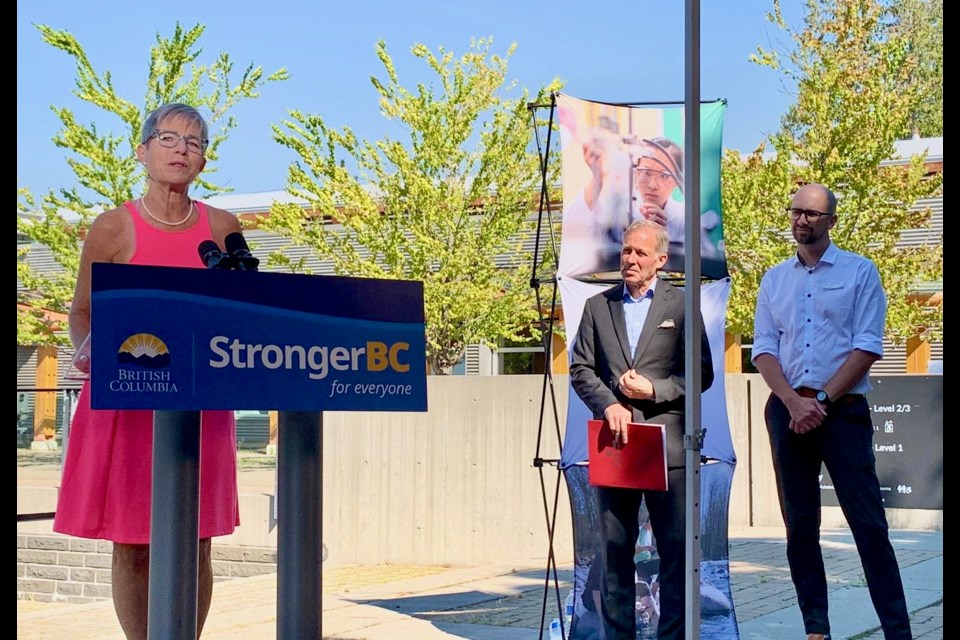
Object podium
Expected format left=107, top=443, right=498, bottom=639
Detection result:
left=90, top=263, right=427, bottom=639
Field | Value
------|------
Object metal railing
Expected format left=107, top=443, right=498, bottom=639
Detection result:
left=16, top=386, right=79, bottom=451
left=16, top=386, right=78, bottom=522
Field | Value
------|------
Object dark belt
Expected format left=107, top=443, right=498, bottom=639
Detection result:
left=795, top=386, right=864, bottom=405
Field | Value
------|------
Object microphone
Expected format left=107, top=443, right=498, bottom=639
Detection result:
left=198, top=240, right=229, bottom=269
left=224, top=232, right=260, bottom=271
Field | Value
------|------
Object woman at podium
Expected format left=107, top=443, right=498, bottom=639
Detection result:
left=53, top=103, right=242, bottom=640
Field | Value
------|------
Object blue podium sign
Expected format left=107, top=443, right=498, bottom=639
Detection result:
left=89, top=263, right=427, bottom=411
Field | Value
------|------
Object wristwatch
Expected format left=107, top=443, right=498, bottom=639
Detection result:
left=815, top=390, right=831, bottom=405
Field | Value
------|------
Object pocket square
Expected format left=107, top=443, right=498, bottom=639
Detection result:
left=658, top=319, right=676, bottom=329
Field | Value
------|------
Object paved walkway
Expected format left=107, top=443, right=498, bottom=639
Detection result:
left=17, top=527, right=942, bottom=640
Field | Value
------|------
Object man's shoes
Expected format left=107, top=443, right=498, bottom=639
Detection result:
left=806, top=634, right=831, bottom=640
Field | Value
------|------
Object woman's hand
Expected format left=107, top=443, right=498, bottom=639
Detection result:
left=71, top=335, right=92, bottom=375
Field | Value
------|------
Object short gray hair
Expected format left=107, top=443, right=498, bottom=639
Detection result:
left=140, top=103, right=209, bottom=145
left=624, top=220, right=669, bottom=255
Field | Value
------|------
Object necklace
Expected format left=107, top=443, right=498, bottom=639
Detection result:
left=140, top=197, right=194, bottom=227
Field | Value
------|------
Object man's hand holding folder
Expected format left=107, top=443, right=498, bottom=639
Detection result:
left=588, top=419, right=669, bottom=491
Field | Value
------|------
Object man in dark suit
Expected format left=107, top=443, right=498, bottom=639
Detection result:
left=570, top=219, right=714, bottom=640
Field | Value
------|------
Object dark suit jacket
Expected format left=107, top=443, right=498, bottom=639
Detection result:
left=570, top=279, right=714, bottom=468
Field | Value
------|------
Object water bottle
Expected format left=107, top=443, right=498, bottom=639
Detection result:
left=549, top=617, right=563, bottom=640
left=564, top=590, right=575, bottom=632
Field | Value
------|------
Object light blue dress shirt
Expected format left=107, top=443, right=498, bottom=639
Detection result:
left=623, top=278, right=657, bottom=358
left=751, top=242, right=886, bottom=394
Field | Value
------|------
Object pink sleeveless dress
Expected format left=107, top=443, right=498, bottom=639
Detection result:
left=53, top=201, right=240, bottom=544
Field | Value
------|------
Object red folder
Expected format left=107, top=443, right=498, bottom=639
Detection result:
left=587, top=419, right=668, bottom=490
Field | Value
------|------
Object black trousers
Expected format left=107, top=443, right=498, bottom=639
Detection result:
left=596, top=468, right=686, bottom=640
left=765, top=394, right=912, bottom=640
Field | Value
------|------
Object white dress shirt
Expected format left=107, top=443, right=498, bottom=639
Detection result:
left=751, top=242, right=886, bottom=394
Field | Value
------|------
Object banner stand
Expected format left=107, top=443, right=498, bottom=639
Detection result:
left=527, top=95, right=570, bottom=640
left=527, top=94, right=733, bottom=640
left=528, top=94, right=689, bottom=639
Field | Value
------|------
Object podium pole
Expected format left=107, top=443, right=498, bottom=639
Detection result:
left=277, top=411, right=323, bottom=639
left=148, top=410, right=202, bottom=640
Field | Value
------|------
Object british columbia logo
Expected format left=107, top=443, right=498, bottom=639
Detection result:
left=118, top=333, right=171, bottom=368
left=111, top=333, right=178, bottom=393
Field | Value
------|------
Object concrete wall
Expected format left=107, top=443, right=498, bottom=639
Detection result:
left=17, top=374, right=942, bottom=601
left=312, top=375, right=573, bottom=566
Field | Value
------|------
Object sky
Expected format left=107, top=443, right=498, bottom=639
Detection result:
left=17, top=0, right=806, bottom=200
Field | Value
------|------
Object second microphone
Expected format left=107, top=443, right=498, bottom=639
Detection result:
left=197, top=233, right=259, bottom=271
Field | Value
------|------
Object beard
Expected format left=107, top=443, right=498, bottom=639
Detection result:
left=792, top=227, right=818, bottom=244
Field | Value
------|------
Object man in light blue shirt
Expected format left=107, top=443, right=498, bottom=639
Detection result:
left=752, top=183, right=911, bottom=640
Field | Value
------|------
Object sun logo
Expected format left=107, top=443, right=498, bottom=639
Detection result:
left=117, top=333, right=171, bottom=369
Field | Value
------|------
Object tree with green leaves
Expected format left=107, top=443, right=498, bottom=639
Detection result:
left=17, top=22, right=288, bottom=346
left=720, top=148, right=796, bottom=338
left=722, top=0, right=942, bottom=345
left=890, top=0, right=942, bottom=137
left=263, top=38, right=561, bottom=373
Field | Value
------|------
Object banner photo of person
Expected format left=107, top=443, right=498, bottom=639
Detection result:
left=558, top=275, right=740, bottom=640
left=556, top=94, right=728, bottom=280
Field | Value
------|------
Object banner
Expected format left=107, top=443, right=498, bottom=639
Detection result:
left=556, top=94, right=728, bottom=280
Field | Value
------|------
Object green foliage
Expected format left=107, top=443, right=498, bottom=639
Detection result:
left=723, top=0, right=942, bottom=344
left=17, top=22, right=287, bottom=346
left=890, top=0, right=942, bottom=137
left=17, top=188, right=77, bottom=345
left=721, top=147, right=797, bottom=337
left=265, top=38, right=561, bottom=373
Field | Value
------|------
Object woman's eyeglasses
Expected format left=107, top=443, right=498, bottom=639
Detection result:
left=148, top=130, right=208, bottom=154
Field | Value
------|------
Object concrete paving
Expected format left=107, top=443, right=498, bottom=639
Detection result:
left=17, top=526, right=942, bottom=639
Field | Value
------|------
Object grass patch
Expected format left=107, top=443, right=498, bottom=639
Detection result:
left=16, top=449, right=61, bottom=466
left=237, top=450, right=277, bottom=470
